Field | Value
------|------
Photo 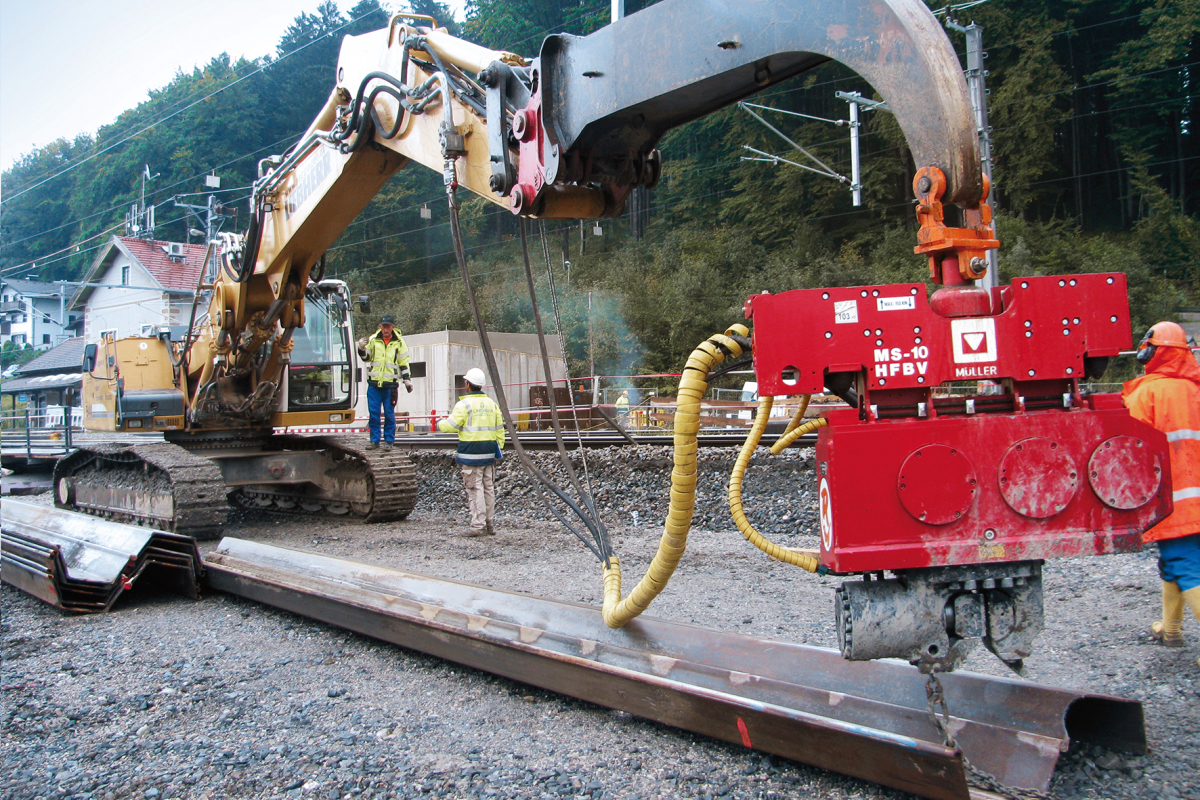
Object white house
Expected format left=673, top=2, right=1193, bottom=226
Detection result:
left=353, top=330, right=569, bottom=431
left=0, top=277, right=78, bottom=350
left=71, top=236, right=211, bottom=342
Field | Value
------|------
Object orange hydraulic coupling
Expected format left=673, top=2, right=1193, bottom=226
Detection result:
left=913, top=166, right=999, bottom=284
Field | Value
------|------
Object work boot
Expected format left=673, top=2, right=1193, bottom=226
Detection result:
left=460, top=528, right=487, bottom=538
left=1152, top=581, right=1185, bottom=647
left=382, top=441, right=393, bottom=451
left=1184, top=586, right=1200, bottom=666
left=366, top=441, right=380, bottom=450
left=485, top=521, right=495, bottom=536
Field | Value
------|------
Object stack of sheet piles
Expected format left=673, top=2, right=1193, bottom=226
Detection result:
left=1, top=499, right=203, bottom=612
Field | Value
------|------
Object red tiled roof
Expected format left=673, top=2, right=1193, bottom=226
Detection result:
left=117, top=237, right=209, bottom=292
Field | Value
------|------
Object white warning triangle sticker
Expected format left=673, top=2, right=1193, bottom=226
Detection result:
left=950, top=318, right=998, bottom=364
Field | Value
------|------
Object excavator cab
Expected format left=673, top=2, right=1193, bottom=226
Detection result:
left=285, top=280, right=356, bottom=413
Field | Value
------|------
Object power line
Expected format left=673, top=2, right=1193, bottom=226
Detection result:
left=0, top=9, right=381, bottom=205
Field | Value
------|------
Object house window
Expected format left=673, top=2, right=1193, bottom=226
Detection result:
left=42, top=334, right=50, bottom=344
left=121, top=265, right=130, bottom=285
left=409, top=361, right=427, bottom=378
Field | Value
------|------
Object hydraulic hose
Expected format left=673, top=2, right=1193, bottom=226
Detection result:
left=770, top=406, right=826, bottom=455
left=601, top=325, right=749, bottom=628
left=781, top=394, right=811, bottom=438
left=729, top=397, right=827, bottom=572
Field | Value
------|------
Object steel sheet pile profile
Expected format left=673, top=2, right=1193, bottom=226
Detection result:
left=205, top=536, right=1147, bottom=800
left=0, top=498, right=203, bottom=613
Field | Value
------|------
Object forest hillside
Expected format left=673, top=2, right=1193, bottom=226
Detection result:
left=1, top=0, right=1195, bottom=383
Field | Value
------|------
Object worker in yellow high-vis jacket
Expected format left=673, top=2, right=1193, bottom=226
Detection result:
left=437, top=368, right=506, bottom=537
left=356, top=315, right=411, bottom=449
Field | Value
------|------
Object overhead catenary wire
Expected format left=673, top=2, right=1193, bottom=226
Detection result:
left=1, top=8, right=388, bottom=205
left=8, top=46, right=1191, bottom=279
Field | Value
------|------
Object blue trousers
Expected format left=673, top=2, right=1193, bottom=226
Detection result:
left=367, top=383, right=395, bottom=443
left=1158, top=533, right=1200, bottom=592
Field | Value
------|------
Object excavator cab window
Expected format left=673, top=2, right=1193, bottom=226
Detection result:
left=287, top=283, right=354, bottom=410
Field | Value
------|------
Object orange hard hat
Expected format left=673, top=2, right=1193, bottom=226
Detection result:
left=1143, top=321, right=1189, bottom=347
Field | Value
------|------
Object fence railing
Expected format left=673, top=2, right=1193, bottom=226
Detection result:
left=0, top=406, right=81, bottom=459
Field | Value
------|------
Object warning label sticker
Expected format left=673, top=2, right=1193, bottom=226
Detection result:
left=950, top=317, right=998, bottom=364
left=819, top=477, right=833, bottom=551
left=876, top=296, right=916, bottom=311
left=833, top=300, right=858, bottom=324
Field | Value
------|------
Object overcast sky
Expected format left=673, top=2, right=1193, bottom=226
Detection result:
left=0, top=0, right=465, bottom=173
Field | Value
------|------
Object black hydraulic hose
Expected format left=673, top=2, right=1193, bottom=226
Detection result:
left=518, top=219, right=611, bottom=559
left=337, top=71, right=411, bottom=148
left=706, top=354, right=753, bottom=381
left=447, top=191, right=606, bottom=562
left=225, top=201, right=264, bottom=284
left=534, top=222, right=608, bottom=536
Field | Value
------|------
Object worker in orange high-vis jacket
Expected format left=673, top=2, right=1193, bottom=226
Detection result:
left=1122, top=321, right=1200, bottom=666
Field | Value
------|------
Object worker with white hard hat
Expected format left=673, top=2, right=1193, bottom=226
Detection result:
left=437, top=367, right=506, bottom=536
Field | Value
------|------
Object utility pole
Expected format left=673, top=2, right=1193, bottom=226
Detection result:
left=128, top=165, right=161, bottom=240
left=421, top=204, right=433, bottom=282
left=588, top=290, right=596, bottom=405
left=945, top=18, right=998, bottom=290
left=176, top=194, right=229, bottom=246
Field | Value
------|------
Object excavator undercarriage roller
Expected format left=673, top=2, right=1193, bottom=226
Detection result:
left=53, top=436, right=417, bottom=539
left=228, top=436, right=418, bottom=523
left=53, top=443, right=229, bottom=540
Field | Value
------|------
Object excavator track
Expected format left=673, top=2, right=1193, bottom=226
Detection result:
left=53, top=443, right=229, bottom=540
left=232, top=435, right=417, bottom=523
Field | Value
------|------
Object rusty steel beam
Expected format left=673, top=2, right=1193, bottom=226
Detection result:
left=205, top=539, right=1144, bottom=799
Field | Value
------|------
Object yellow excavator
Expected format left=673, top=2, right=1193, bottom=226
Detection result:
left=56, top=0, right=986, bottom=540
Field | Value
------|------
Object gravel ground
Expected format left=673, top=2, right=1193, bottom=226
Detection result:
left=3, top=444, right=1199, bottom=800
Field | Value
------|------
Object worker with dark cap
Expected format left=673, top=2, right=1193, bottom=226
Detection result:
left=356, top=315, right=412, bottom=450
left=1122, top=321, right=1200, bottom=666
left=437, top=367, right=505, bottom=536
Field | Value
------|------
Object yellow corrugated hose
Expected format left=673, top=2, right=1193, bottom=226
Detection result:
left=729, top=396, right=827, bottom=571
left=781, top=394, right=811, bottom=437
left=770, top=404, right=825, bottom=456
left=601, top=324, right=748, bottom=628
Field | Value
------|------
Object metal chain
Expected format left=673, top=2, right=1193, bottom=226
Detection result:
left=924, top=673, right=1052, bottom=800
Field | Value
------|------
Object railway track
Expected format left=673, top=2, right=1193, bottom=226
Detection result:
left=4, top=429, right=816, bottom=466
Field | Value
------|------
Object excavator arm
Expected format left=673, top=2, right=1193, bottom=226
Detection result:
left=182, top=0, right=986, bottom=429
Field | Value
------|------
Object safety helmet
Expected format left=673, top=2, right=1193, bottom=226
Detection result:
left=1137, top=321, right=1189, bottom=364
left=464, top=368, right=487, bottom=388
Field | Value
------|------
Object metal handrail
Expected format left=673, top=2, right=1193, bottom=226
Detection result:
left=0, top=405, right=81, bottom=458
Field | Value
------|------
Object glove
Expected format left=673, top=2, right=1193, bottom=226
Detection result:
left=355, top=336, right=368, bottom=356
left=403, top=379, right=413, bottom=393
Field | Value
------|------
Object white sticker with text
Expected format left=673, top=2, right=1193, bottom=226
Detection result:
left=833, top=300, right=858, bottom=324
left=876, top=296, right=915, bottom=311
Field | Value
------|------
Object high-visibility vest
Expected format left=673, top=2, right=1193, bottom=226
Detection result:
left=437, top=392, right=506, bottom=465
left=615, top=395, right=629, bottom=414
left=364, top=331, right=409, bottom=385
left=1123, top=347, right=1200, bottom=542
